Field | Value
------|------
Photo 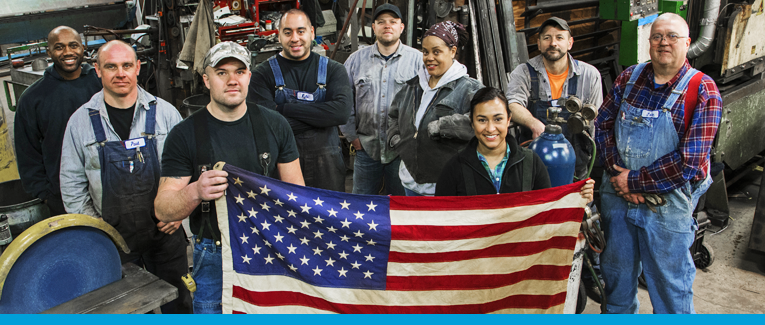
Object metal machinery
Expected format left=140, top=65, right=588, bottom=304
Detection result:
left=0, top=214, right=178, bottom=313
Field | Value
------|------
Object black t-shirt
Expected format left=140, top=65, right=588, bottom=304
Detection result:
left=247, top=52, right=352, bottom=135
left=161, top=102, right=300, bottom=238
left=105, top=101, right=136, bottom=141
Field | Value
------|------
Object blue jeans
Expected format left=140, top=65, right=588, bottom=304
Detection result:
left=404, top=188, right=423, bottom=196
left=600, top=63, right=710, bottom=314
left=599, top=179, right=707, bottom=313
left=353, top=150, right=405, bottom=195
left=192, top=237, right=222, bottom=314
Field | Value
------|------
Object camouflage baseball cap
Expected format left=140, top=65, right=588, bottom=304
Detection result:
left=203, top=41, right=251, bottom=69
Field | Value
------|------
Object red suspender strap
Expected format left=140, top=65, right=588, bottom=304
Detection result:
left=684, top=72, right=704, bottom=134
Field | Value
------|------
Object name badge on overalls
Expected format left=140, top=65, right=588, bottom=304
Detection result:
left=641, top=110, right=659, bottom=118
left=297, top=92, right=314, bottom=101
left=124, top=138, right=146, bottom=150
left=551, top=99, right=559, bottom=107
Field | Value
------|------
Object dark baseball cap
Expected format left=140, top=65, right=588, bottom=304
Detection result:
left=539, top=17, right=571, bottom=34
left=373, top=3, right=402, bottom=21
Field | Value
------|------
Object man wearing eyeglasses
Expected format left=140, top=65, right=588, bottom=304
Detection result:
left=505, top=17, right=602, bottom=180
left=594, top=13, right=722, bottom=313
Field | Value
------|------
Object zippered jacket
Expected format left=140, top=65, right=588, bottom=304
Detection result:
left=435, top=135, right=551, bottom=196
left=386, top=74, right=483, bottom=184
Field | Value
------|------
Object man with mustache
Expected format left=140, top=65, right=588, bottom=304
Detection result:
left=14, top=26, right=101, bottom=215
left=505, top=17, right=602, bottom=180
left=594, top=13, right=721, bottom=313
left=248, top=9, right=352, bottom=192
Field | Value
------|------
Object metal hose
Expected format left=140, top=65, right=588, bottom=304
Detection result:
left=688, top=0, right=721, bottom=59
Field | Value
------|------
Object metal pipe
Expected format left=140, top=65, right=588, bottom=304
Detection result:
left=688, top=0, right=720, bottom=59
left=330, top=0, right=362, bottom=60
left=468, top=0, right=482, bottom=82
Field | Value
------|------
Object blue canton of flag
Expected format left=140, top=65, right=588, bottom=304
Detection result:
left=223, top=163, right=391, bottom=289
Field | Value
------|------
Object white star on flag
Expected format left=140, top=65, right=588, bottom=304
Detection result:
left=313, top=197, right=324, bottom=206
left=235, top=195, right=245, bottom=205
left=242, top=255, right=251, bottom=264
left=366, top=201, right=377, bottom=211
left=259, top=185, right=271, bottom=196
left=240, top=234, right=249, bottom=244
left=300, top=204, right=311, bottom=213
left=264, top=254, right=274, bottom=264
left=287, top=192, right=297, bottom=201
left=339, top=200, right=350, bottom=209
left=327, top=208, right=338, bottom=217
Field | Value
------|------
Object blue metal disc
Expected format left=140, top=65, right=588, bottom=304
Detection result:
left=0, top=227, right=122, bottom=314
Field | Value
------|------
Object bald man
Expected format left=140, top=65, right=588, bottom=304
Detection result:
left=595, top=13, right=722, bottom=313
left=60, top=40, right=192, bottom=313
left=14, top=26, right=102, bottom=215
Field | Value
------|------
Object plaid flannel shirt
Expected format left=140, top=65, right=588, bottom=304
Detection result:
left=594, top=60, right=722, bottom=194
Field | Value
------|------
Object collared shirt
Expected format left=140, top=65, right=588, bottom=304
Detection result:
left=60, top=87, right=182, bottom=217
left=594, top=60, right=722, bottom=194
left=340, top=41, right=423, bottom=163
left=506, top=53, right=603, bottom=108
left=476, top=143, right=511, bottom=192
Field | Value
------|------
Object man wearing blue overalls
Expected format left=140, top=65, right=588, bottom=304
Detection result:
left=505, top=17, right=602, bottom=180
left=60, top=40, right=192, bottom=313
left=594, top=13, right=722, bottom=313
left=248, top=9, right=352, bottom=192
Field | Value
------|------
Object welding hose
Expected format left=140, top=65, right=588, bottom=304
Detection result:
left=583, top=252, right=607, bottom=314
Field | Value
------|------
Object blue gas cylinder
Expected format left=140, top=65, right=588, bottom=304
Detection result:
left=529, top=125, right=576, bottom=187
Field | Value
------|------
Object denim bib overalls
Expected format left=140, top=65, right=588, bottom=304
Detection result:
left=88, top=100, right=191, bottom=313
left=268, top=55, right=346, bottom=191
left=523, top=61, right=592, bottom=179
left=599, top=63, right=712, bottom=314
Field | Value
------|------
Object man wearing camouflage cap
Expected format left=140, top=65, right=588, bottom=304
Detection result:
left=155, top=41, right=304, bottom=313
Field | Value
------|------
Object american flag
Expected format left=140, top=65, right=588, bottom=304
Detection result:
left=213, top=162, right=588, bottom=314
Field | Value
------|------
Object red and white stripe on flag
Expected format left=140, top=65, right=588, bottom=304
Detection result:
left=216, top=164, right=588, bottom=314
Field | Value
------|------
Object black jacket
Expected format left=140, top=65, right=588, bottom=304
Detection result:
left=387, top=75, right=483, bottom=184
left=435, top=135, right=551, bottom=196
left=13, top=63, right=101, bottom=201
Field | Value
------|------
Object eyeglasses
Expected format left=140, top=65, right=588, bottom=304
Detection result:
left=649, top=34, right=687, bottom=44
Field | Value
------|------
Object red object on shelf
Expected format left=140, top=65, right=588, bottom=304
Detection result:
left=250, top=0, right=300, bottom=33
left=219, top=22, right=257, bottom=42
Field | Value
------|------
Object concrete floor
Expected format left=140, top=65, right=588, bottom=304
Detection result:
left=581, top=172, right=765, bottom=314
left=3, top=70, right=765, bottom=314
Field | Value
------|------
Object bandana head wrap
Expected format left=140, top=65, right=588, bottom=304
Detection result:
left=423, top=21, right=465, bottom=48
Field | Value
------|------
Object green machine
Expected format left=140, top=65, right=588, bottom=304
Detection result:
left=600, top=0, right=688, bottom=66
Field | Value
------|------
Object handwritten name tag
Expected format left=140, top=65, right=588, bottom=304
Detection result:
left=125, top=138, right=146, bottom=150
left=297, top=92, right=314, bottom=101
left=641, top=110, right=659, bottom=118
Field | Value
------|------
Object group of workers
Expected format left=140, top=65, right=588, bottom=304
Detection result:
left=12, top=3, right=720, bottom=314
